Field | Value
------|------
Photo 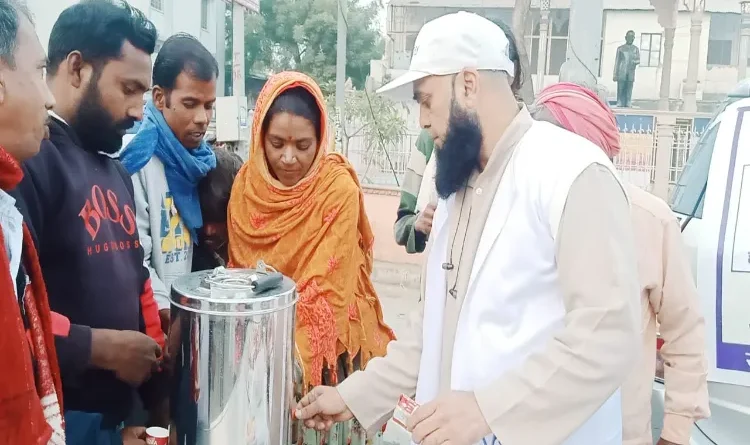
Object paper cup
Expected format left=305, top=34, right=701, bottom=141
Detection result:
left=146, top=427, right=169, bottom=445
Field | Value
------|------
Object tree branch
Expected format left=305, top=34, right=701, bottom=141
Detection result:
left=349, top=123, right=368, bottom=137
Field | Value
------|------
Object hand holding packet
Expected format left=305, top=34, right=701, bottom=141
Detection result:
left=392, top=394, right=420, bottom=430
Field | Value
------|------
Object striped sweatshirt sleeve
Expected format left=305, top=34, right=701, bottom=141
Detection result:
left=394, top=130, right=434, bottom=254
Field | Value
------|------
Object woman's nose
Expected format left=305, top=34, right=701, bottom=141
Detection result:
left=281, top=147, right=296, bottom=164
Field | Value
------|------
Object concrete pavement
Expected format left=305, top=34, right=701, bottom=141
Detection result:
left=375, top=283, right=419, bottom=445
left=364, top=187, right=422, bottom=445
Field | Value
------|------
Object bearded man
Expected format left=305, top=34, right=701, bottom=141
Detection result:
left=296, top=12, right=641, bottom=445
left=13, top=1, right=167, bottom=443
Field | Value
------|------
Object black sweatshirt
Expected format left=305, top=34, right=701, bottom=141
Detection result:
left=12, top=116, right=166, bottom=428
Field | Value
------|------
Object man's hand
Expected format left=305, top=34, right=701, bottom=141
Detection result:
left=408, top=391, right=490, bottom=445
left=295, top=386, right=354, bottom=431
left=656, top=439, right=680, bottom=445
left=91, top=329, right=162, bottom=387
left=121, top=426, right=147, bottom=445
left=415, top=203, right=436, bottom=235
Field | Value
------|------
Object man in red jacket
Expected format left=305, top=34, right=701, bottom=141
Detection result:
left=13, top=2, right=167, bottom=444
left=0, top=0, right=64, bottom=443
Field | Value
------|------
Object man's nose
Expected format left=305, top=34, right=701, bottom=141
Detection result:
left=128, top=106, right=144, bottom=122
left=44, top=84, right=56, bottom=110
left=419, top=112, right=430, bottom=130
left=194, top=109, right=209, bottom=125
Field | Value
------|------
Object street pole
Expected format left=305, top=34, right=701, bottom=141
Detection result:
left=216, top=0, right=226, bottom=97
left=536, top=0, right=550, bottom=92
left=232, top=1, right=246, bottom=99
left=651, top=0, right=678, bottom=110
left=739, top=1, right=750, bottom=81
left=335, top=0, right=348, bottom=154
left=511, top=0, right=535, bottom=102
left=683, top=0, right=703, bottom=112
left=559, top=0, right=604, bottom=90
left=659, top=27, right=675, bottom=110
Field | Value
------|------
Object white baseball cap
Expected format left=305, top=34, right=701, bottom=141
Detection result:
left=377, top=11, right=515, bottom=99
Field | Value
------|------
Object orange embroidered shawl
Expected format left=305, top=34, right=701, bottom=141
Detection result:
left=227, top=72, right=395, bottom=390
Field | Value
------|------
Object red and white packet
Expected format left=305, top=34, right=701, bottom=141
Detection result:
left=392, top=394, right=420, bottom=430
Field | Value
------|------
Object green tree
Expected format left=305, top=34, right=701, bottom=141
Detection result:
left=240, top=0, right=384, bottom=94
left=326, top=89, right=408, bottom=185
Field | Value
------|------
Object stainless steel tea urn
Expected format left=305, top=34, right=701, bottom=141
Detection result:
left=168, top=266, right=298, bottom=445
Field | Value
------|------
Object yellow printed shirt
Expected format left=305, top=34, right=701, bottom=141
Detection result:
left=132, top=157, right=194, bottom=309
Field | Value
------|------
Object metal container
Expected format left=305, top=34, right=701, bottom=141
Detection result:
left=168, top=267, right=298, bottom=445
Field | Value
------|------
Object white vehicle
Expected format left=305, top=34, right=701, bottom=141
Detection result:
left=651, top=96, right=750, bottom=443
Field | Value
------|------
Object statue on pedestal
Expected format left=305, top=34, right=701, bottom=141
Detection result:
left=613, top=30, right=640, bottom=107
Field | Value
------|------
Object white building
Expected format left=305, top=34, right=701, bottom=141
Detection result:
left=378, top=0, right=749, bottom=112
left=27, top=0, right=226, bottom=88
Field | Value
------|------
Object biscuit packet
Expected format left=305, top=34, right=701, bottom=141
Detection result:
left=392, top=394, right=420, bottom=430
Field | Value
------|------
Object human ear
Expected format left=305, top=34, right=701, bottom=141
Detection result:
left=65, top=51, right=87, bottom=89
left=459, top=69, right=480, bottom=109
left=153, top=86, right=166, bottom=111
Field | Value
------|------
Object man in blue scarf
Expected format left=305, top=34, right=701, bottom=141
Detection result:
left=120, top=33, right=218, bottom=332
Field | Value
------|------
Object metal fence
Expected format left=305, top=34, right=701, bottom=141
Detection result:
left=347, top=132, right=418, bottom=187
left=613, top=116, right=704, bottom=193
left=348, top=111, right=712, bottom=198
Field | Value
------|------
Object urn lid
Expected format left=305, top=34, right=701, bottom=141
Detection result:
left=170, top=265, right=297, bottom=316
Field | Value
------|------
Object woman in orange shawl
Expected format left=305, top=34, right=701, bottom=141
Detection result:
left=227, top=72, right=395, bottom=444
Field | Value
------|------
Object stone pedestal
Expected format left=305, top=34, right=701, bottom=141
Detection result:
left=653, top=116, right=676, bottom=200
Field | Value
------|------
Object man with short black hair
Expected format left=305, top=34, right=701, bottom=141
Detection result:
left=14, top=1, right=166, bottom=443
left=0, top=1, right=65, bottom=443
left=120, top=33, right=219, bottom=327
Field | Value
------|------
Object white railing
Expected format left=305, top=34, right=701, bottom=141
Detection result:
left=347, top=132, right=418, bottom=188
left=347, top=111, right=712, bottom=199
left=613, top=116, right=705, bottom=193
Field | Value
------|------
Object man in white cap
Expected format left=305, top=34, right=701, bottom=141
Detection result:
left=296, top=12, right=640, bottom=445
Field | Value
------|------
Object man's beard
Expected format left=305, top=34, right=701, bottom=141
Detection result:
left=72, top=79, right=135, bottom=155
left=434, top=100, right=483, bottom=199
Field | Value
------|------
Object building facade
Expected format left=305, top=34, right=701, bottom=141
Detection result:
left=377, top=0, right=749, bottom=111
left=27, top=0, right=225, bottom=78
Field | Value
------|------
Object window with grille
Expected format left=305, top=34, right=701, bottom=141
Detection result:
left=707, top=40, right=732, bottom=66
left=201, top=0, right=209, bottom=30
left=389, top=5, right=405, bottom=33
left=150, top=0, right=163, bottom=11
left=708, top=12, right=740, bottom=67
left=525, top=9, right=570, bottom=76
left=639, top=33, right=661, bottom=67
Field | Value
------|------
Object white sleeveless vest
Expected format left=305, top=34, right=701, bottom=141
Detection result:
left=417, top=121, right=627, bottom=445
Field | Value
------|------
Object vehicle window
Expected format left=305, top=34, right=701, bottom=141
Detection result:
left=669, top=122, right=720, bottom=217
